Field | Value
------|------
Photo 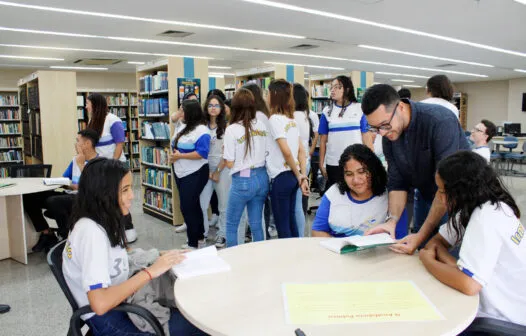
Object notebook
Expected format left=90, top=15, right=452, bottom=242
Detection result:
left=43, top=178, right=71, bottom=186
left=172, top=246, right=231, bottom=280
left=320, top=233, right=395, bottom=254
left=0, top=182, right=15, bottom=189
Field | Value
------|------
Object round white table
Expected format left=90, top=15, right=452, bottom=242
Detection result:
left=174, top=238, right=479, bottom=336
left=0, top=177, right=59, bottom=264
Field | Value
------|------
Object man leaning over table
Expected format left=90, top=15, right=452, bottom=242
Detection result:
left=360, top=84, right=469, bottom=254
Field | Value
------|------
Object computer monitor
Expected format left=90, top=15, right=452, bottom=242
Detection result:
left=504, top=123, right=521, bottom=135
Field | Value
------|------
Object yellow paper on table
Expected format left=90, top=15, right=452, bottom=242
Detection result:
left=282, top=281, right=443, bottom=324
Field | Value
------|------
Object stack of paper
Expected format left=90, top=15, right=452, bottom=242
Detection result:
left=320, top=233, right=395, bottom=254
left=43, top=178, right=71, bottom=186
left=172, top=246, right=231, bottom=280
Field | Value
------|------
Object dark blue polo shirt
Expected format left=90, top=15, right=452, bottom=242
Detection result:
left=383, top=100, right=470, bottom=202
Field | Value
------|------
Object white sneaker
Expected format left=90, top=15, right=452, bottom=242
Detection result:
left=175, top=223, right=187, bottom=233
left=181, top=239, right=207, bottom=249
left=268, top=226, right=278, bottom=238
left=214, top=236, right=226, bottom=248
left=209, top=214, right=219, bottom=227
left=125, top=228, right=137, bottom=243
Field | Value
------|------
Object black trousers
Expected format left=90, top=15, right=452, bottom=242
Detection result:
left=325, top=164, right=341, bottom=192
left=23, top=190, right=65, bottom=234
left=46, top=194, right=76, bottom=238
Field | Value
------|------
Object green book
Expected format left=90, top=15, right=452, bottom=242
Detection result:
left=320, top=233, right=395, bottom=254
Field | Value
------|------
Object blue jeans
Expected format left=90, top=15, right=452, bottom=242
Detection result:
left=271, top=171, right=299, bottom=238
left=413, top=189, right=448, bottom=247
left=295, top=188, right=306, bottom=237
left=226, top=167, right=269, bottom=247
left=86, top=308, right=207, bottom=336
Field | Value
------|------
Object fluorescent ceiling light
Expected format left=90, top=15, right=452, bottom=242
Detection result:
left=209, top=72, right=235, bottom=76
left=0, top=1, right=304, bottom=39
left=391, top=79, right=414, bottom=83
left=402, top=85, right=422, bottom=88
left=127, top=61, right=145, bottom=65
left=375, top=71, right=428, bottom=79
left=50, top=66, right=107, bottom=71
left=208, top=66, right=232, bottom=69
left=243, top=0, right=526, bottom=58
left=264, top=61, right=344, bottom=70
left=514, top=0, right=526, bottom=5
left=0, top=54, right=63, bottom=61
left=514, top=69, right=526, bottom=73
left=359, top=45, right=494, bottom=68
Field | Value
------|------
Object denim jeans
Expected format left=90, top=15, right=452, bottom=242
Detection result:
left=200, top=168, right=231, bottom=238
left=271, top=171, right=299, bottom=238
left=174, top=164, right=209, bottom=248
left=226, top=167, right=269, bottom=247
left=86, top=308, right=207, bottom=336
left=294, top=188, right=306, bottom=237
left=413, top=189, right=448, bottom=248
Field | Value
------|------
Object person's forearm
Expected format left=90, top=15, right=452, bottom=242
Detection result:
left=113, top=143, right=124, bottom=159
left=420, top=256, right=478, bottom=295
left=436, top=244, right=457, bottom=267
left=216, top=159, right=226, bottom=172
left=225, top=160, right=234, bottom=169
left=319, top=135, right=327, bottom=167
left=310, top=133, right=319, bottom=154
left=416, top=195, right=448, bottom=244
left=312, top=230, right=332, bottom=238
left=387, top=190, right=407, bottom=222
left=284, top=151, right=301, bottom=178
left=362, top=132, right=374, bottom=152
left=179, top=151, right=204, bottom=160
left=298, top=142, right=307, bottom=176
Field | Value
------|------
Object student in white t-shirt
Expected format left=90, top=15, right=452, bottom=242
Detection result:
left=421, top=75, right=460, bottom=119
left=62, top=158, right=206, bottom=335
left=419, top=151, right=526, bottom=328
left=267, top=79, right=309, bottom=238
left=318, top=76, right=372, bottom=191
left=312, top=144, right=388, bottom=237
left=170, top=100, right=211, bottom=249
left=223, top=88, right=270, bottom=247
left=470, top=119, right=497, bottom=163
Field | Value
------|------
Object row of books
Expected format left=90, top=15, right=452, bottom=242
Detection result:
left=131, top=143, right=139, bottom=153
left=76, top=95, right=85, bottom=106
left=311, top=83, right=331, bottom=98
left=142, top=146, right=170, bottom=166
left=111, top=107, right=128, bottom=118
left=0, top=109, right=20, bottom=119
left=28, top=86, right=39, bottom=109
left=144, top=190, right=173, bottom=215
left=142, top=122, right=170, bottom=140
left=140, top=98, right=169, bottom=115
left=131, top=107, right=139, bottom=118
left=130, top=119, right=139, bottom=130
left=106, top=94, right=129, bottom=106
left=130, top=158, right=140, bottom=170
left=0, top=137, right=22, bottom=147
left=237, top=77, right=272, bottom=90
left=130, top=95, right=138, bottom=106
left=77, top=108, right=85, bottom=119
left=78, top=121, right=87, bottom=131
left=0, top=150, right=22, bottom=162
left=0, top=167, right=13, bottom=177
left=312, top=100, right=331, bottom=113
left=0, top=95, right=18, bottom=106
left=0, top=123, right=21, bottom=134
left=143, top=168, right=172, bottom=189
left=139, top=71, right=168, bottom=93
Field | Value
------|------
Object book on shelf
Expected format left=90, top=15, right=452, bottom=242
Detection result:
left=0, top=94, right=19, bottom=106
left=0, top=109, right=20, bottom=119
left=43, top=177, right=71, bottom=186
left=110, top=107, right=128, bottom=118
left=171, top=246, right=231, bottom=280
left=144, top=189, right=172, bottom=214
left=106, top=93, right=129, bottom=106
left=130, top=95, right=138, bottom=106
left=0, top=149, right=22, bottom=162
left=132, top=143, right=139, bottom=153
left=77, top=108, right=85, bottom=119
left=0, top=123, right=21, bottom=134
left=140, top=71, right=168, bottom=93
left=0, top=137, right=22, bottom=147
left=320, top=233, right=395, bottom=254
left=143, top=168, right=171, bottom=189
left=76, top=95, right=84, bottom=107
left=140, top=98, right=169, bottom=116
left=312, top=100, right=331, bottom=113
left=311, top=83, right=331, bottom=98
left=141, top=121, right=170, bottom=140
left=141, top=146, right=169, bottom=166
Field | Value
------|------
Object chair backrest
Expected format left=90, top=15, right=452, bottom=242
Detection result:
left=523, top=141, right=526, bottom=153
left=503, top=136, right=518, bottom=149
left=47, top=240, right=79, bottom=312
left=9, top=164, right=52, bottom=178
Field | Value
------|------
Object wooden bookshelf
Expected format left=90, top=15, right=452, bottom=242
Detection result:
left=0, top=89, right=23, bottom=177
left=453, top=92, right=468, bottom=130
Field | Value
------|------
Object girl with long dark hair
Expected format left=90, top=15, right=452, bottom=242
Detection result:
left=421, top=74, right=459, bottom=119
left=223, top=89, right=269, bottom=247
left=62, top=158, right=206, bottom=335
left=267, top=79, right=309, bottom=238
left=318, top=76, right=372, bottom=191
left=419, top=151, right=525, bottom=326
left=170, top=100, right=210, bottom=249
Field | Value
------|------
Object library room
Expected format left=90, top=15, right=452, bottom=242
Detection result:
left=0, top=1, right=525, bottom=335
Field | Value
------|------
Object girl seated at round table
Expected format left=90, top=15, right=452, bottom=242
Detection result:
left=311, top=144, right=388, bottom=237
left=419, top=151, right=525, bottom=327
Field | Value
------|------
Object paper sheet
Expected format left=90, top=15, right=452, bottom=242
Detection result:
left=283, top=281, right=443, bottom=324
left=172, top=246, right=231, bottom=280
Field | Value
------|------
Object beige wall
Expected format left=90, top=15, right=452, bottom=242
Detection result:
left=0, top=69, right=33, bottom=89
left=507, top=78, right=526, bottom=129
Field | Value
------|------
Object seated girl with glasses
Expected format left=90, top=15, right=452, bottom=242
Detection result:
left=312, top=144, right=389, bottom=237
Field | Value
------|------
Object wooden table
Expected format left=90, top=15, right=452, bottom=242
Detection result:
left=174, top=238, right=479, bottom=336
left=0, top=178, right=59, bottom=264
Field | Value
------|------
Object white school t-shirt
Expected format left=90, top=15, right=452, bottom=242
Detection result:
left=256, top=111, right=271, bottom=132
left=267, top=114, right=300, bottom=179
left=311, top=184, right=388, bottom=237
left=294, top=111, right=311, bottom=163
left=62, top=218, right=129, bottom=320
left=421, top=97, right=460, bottom=119
left=438, top=202, right=526, bottom=325
left=318, top=103, right=367, bottom=166
left=171, top=124, right=210, bottom=178
left=223, top=119, right=268, bottom=175
left=472, top=146, right=491, bottom=163
left=208, top=126, right=224, bottom=171
left=95, top=113, right=126, bottom=162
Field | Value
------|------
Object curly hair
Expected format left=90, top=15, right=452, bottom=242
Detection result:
left=437, top=151, right=520, bottom=244
left=337, top=144, right=387, bottom=196
left=69, top=158, right=130, bottom=247
left=204, top=95, right=226, bottom=140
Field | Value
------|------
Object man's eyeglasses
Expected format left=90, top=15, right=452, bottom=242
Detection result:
left=472, top=127, right=484, bottom=133
left=368, top=103, right=399, bottom=134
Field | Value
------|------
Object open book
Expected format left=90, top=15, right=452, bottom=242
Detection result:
left=172, top=246, right=231, bottom=280
left=320, top=233, right=395, bottom=254
left=43, top=178, right=71, bottom=186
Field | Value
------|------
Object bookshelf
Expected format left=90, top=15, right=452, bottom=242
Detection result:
left=77, top=92, right=87, bottom=131
left=0, top=89, right=22, bottom=177
left=17, top=71, right=77, bottom=176
left=453, top=92, right=468, bottom=130
left=235, top=66, right=275, bottom=97
left=309, top=78, right=333, bottom=114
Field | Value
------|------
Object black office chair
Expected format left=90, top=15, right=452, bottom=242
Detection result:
left=461, top=317, right=526, bottom=336
left=47, top=240, right=165, bottom=336
left=9, top=164, right=52, bottom=178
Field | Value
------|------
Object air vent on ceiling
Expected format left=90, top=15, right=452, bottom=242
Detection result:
left=306, top=37, right=336, bottom=43
left=74, top=59, right=123, bottom=66
left=290, top=44, right=319, bottom=50
left=435, top=63, right=457, bottom=68
left=157, top=30, right=194, bottom=38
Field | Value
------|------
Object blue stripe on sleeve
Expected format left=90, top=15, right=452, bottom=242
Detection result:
left=63, top=161, right=73, bottom=179
left=311, top=195, right=331, bottom=233
left=461, top=267, right=475, bottom=278
left=89, top=283, right=103, bottom=290
left=318, top=114, right=329, bottom=135
left=195, top=134, right=211, bottom=159
left=360, top=114, right=369, bottom=133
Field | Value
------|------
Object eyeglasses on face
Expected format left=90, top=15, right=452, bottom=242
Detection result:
left=367, top=102, right=399, bottom=134
left=471, top=127, right=484, bottom=133
left=330, top=85, right=343, bottom=91
left=208, top=104, right=220, bottom=109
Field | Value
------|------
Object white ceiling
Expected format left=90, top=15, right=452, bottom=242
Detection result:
left=0, top=0, right=525, bottom=86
